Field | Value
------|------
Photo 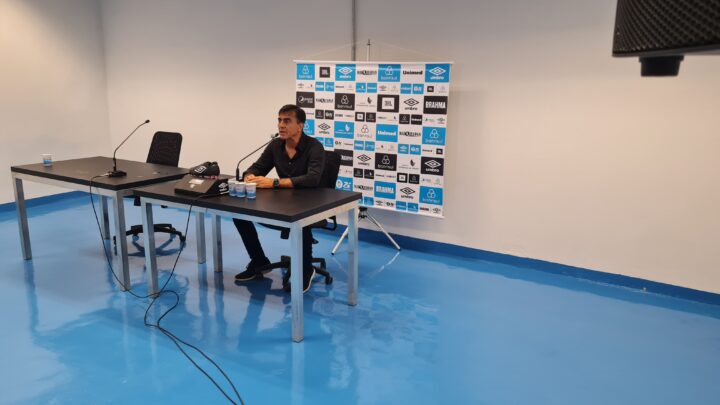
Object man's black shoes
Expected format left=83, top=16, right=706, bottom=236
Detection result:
left=234, top=257, right=271, bottom=281
left=283, top=268, right=316, bottom=294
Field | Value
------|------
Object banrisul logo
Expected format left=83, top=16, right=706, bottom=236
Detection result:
left=420, top=186, right=443, bottom=205
left=378, top=64, right=401, bottom=82
left=296, top=63, right=315, bottom=80
left=425, top=63, right=450, bottom=82
left=374, top=181, right=396, bottom=199
left=334, top=121, right=354, bottom=139
left=422, top=127, right=446, bottom=146
left=376, top=124, right=398, bottom=143
left=375, top=153, right=397, bottom=171
left=335, top=93, right=355, bottom=110
left=335, top=64, right=356, bottom=81
left=303, top=119, right=315, bottom=136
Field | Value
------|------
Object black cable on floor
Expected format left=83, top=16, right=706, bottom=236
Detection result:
left=88, top=175, right=244, bottom=405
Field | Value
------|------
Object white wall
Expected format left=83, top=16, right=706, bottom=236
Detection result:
left=0, top=0, right=111, bottom=202
left=101, top=0, right=351, bottom=178
left=104, top=0, right=720, bottom=293
left=354, top=0, right=720, bottom=293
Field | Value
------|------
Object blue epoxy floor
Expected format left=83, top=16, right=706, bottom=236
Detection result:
left=1, top=194, right=719, bottom=404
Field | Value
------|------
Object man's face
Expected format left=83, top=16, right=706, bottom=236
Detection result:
left=277, top=112, right=303, bottom=140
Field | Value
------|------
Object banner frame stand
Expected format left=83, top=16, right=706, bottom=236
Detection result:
left=331, top=207, right=401, bottom=254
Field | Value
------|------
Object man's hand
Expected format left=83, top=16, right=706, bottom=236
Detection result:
left=245, top=175, right=274, bottom=189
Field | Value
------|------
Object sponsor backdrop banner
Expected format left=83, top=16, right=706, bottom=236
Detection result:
left=295, top=61, right=451, bottom=218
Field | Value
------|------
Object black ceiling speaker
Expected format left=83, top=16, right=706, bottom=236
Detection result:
left=612, top=0, right=720, bottom=76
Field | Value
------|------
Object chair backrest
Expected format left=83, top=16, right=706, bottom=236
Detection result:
left=319, top=150, right=341, bottom=189
left=147, top=131, right=182, bottom=167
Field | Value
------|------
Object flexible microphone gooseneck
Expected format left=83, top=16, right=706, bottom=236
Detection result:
left=235, top=133, right=279, bottom=181
left=106, top=119, right=151, bottom=178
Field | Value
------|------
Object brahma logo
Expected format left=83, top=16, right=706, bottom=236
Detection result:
left=336, top=149, right=353, bottom=166
left=421, top=156, right=444, bottom=176
left=374, top=181, right=396, bottom=199
left=423, top=96, right=447, bottom=114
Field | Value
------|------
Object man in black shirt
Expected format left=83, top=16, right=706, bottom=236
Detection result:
left=234, top=104, right=326, bottom=293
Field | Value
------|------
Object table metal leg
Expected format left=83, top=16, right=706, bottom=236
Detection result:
left=111, top=193, right=130, bottom=290
left=13, top=177, right=32, bottom=260
left=141, top=200, right=158, bottom=294
left=347, top=207, right=359, bottom=306
left=99, top=196, right=110, bottom=240
left=211, top=214, right=222, bottom=272
left=196, top=212, right=206, bottom=264
left=289, top=223, right=304, bottom=342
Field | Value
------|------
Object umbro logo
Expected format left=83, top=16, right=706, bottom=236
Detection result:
left=424, top=160, right=441, bottom=169
left=357, top=154, right=371, bottom=162
left=404, top=98, right=419, bottom=107
left=318, top=123, right=331, bottom=131
left=400, top=187, right=415, bottom=195
left=429, top=67, right=446, bottom=76
left=338, top=67, right=353, bottom=75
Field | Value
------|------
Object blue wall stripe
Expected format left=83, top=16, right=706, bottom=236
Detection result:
left=326, top=224, right=720, bottom=307
left=0, top=191, right=88, bottom=213
left=3, top=191, right=718, bottom=306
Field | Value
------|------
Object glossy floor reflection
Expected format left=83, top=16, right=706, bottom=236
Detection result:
left=1, top=194, right=719, bottom=404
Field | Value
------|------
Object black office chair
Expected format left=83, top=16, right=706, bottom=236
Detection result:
left=124, top=131, right=185, bottom=244
left=260, top=150, right=340, bottom=290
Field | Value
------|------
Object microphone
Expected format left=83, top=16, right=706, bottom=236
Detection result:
left=235, top=133, right=279, bottom=181
left=106, top=119, right=151, bottom=177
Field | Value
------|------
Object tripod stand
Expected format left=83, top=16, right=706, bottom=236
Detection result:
left=331, top=207, right=401, bottom=255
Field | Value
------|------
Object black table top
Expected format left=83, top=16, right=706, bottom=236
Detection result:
left=11, top=156, right=188, bottom=190
left=133, top=180, right=362, bottom=223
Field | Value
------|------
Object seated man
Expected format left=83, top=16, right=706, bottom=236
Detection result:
left=234, top=104, right=325, bottom=293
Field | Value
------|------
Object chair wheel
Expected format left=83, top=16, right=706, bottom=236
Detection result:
left=325, top=276, right=333, bottom=285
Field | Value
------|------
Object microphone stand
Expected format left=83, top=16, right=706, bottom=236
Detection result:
left=235, top=133, right=279, bottom=181
left=107, top=119, right=151, bottom=177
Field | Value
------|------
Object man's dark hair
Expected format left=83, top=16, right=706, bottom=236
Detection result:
left=278, top=104, right=306, bottom=124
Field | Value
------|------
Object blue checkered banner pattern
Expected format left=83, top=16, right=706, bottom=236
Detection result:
left=295, top=61, right=451, bottom=218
